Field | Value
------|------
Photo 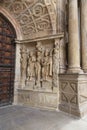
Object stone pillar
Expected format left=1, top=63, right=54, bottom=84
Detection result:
left=59, top=37, right=66, bottom=73
left=13, top=42, right=21, bottom=105
left=57, top=0, right=66, bottom=33
left=57, top=0, right=66, bottom=73
left=53, top=38, right=60, bottom=92
left=68, top=0, right=82, bottom=73
left=81, top=0, right=87, bottom=72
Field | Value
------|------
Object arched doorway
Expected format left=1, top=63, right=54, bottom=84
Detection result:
left=0, top=14, right=16, bottom=106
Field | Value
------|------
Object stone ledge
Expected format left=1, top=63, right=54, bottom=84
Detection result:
left=17, top=89, right=58, bottom=110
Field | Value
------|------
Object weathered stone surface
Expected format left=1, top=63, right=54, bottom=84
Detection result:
left=81, top=0, right=87, bottom=72
left=1, top=0, right=87, bottom=118
left=17, top=89, right=58, bottom=109
left=0, top=0, right=57, bottom=40
left=59, top=74, right=87, bottom=117
left=67, top=0, right=82, bottom=73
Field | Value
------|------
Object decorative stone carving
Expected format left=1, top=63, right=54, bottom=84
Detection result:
left=35, top=44, right=42, bottom=88
left=43, top=49, right=53, bottom=80
left=33, top=3, right=45, bottom=17
left=19, top=40, right=60, bottom=92
left=20, top=45, right=27, bottom=78
left=49, top=50, right=53, bottom=76
left=59, top=74, right=87, bottom=117
left=60, top=81, right=78, bottom=105
left=59, top=38, right=66, bottom=73
left=26, top=51, right=36, bottom=81
left=52, top=39, right=59, bottom=90
left=42, top=50, right=50, bottom=81
left=1, top=0, right=56, bottom=40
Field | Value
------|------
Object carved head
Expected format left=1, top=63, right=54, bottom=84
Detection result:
left=44, top=50, right=49, bottom=57
left=29, top=51, right=33, bottom=57
left=36, top=50, right=41, bottom=57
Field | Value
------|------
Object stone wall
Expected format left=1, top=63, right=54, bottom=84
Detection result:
left=0, top=0, right=67, bottom=111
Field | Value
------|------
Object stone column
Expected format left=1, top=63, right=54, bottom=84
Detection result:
left=81, top=0, right=87, bottom=72
left=68, top=0, right=82, bottom=73
left=13, top=41, right=21, bottom=105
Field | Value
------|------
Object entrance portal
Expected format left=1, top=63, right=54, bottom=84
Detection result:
left=0, top=14, right=16, bottom=106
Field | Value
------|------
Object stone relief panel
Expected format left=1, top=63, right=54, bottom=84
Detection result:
left=59, top=74, right=87, bottom=117
left=1, top=0, right=57, bottom=40
left=60, top=81, right=78, bottom=105
left=19, top=40, right=60, bottom=92
left=79, top=83, right=87, bottom=104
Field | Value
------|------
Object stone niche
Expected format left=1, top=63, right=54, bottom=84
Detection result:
left=17, top=38, right=61, bottom=109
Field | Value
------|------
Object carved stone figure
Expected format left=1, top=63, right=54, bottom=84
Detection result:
left=42, top=49, right=53, bottom=81
left=20, top=45, right=27, bottom=78
left=34, top=43, right=43, bottom=87
left=26, top=51, right=36, bottom=81
left=42, top=50, right=49, bottom=81
left=49, top=50, right=53, bottom=76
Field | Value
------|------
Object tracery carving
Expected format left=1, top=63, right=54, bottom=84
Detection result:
left=1, top=0, right=56, bottom=39
left=33, top=3, right=45, bottom=17
left=11, top=2, right=24, bottom=15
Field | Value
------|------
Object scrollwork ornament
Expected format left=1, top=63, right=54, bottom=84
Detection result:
left=12, top=2, right=24, bottom=15
left=20, top=14, right=32, bottom=25
left=33, top=3, right=45, bottom=17
left=37, top=19, right=50, bottom=31
left=22, top=25, right=36, bottom=35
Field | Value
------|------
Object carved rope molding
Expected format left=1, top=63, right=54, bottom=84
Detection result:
left=0, top=0, right=57, bottom=40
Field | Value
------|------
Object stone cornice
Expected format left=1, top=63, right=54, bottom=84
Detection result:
left=15, top=33, right=64, bottom=44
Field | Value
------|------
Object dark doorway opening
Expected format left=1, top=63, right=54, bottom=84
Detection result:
left=0, top=14, right=16, bottom=106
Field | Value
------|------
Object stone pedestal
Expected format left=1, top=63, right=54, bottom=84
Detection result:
left=59, top=74, right=87, bottom=117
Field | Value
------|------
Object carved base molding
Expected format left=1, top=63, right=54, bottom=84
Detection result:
left=59, top=74, right=87, bottom=117
left=17, top=89, right=58, bottom=110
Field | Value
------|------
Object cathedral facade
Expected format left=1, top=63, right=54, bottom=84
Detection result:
left=0, top=0, right=87, bottom=117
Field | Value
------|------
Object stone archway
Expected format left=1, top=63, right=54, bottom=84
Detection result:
left=0, top=0, right=56, bottom=40
left=0, top=7, right=23, bottom=40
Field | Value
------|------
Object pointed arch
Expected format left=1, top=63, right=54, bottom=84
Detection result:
left=0, top=6, right=23, bottom=40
